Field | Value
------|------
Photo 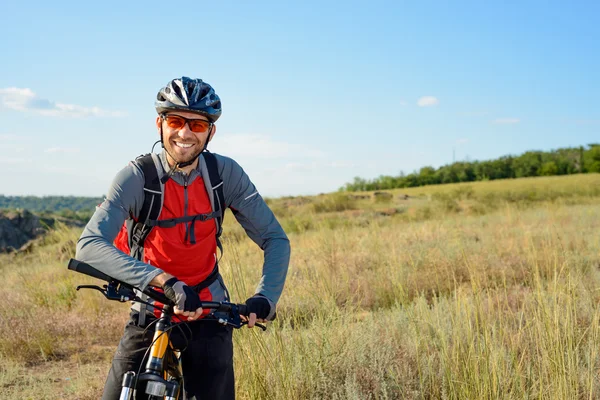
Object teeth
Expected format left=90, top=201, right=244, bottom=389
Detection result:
left=175, top=142, right=193, bottom=148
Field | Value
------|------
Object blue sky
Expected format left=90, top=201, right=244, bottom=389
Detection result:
left=1, top=1, right=598, bottom=197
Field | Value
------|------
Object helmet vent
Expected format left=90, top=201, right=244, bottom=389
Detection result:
left=172, top=84, right=184, bottom=101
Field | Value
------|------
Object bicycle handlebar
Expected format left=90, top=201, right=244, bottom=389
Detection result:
left=68, top=258, right=114, bottom=282
left=67, top=258, right=250, bottom=317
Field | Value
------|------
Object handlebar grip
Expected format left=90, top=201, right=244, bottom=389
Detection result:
left=68, top=259, right=114, bottom=282
left=141, top=287, right=173, bottom=307
left=238, top=304, right=249, bottom=317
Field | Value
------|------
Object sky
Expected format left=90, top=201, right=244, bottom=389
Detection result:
left=1, top=0, right=598, bottom=198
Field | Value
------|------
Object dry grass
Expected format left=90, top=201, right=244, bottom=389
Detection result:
left=2, top=174, right=600, bottom=398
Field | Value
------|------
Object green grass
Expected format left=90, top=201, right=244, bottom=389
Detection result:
left=2, top=174, right=600, bottom=398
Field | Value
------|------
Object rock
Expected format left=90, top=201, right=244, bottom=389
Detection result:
left=377, top=208, right=399, bottom=216
left=0, top=210, right=61, bottom=253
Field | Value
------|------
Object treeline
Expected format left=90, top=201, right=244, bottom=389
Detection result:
left=0, top=195, right=102, bottom=213
left=341, top=144, right=600, bottom=192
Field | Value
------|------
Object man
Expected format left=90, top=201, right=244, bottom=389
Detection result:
left=76, top=77, right=290, bottom=399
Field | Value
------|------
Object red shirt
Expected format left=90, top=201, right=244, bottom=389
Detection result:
left=114, top=175, right=217, bottom=315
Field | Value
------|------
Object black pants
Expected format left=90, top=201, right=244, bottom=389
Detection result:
left=102, top=312, right=235, bottom=400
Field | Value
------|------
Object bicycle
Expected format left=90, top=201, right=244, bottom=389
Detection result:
left=67, top=258, right=265, bottom=400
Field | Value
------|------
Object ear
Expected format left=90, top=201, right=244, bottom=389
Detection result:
left=208, top=124, right=217, bottom=141
left=156, top=116, right=162, bottom=135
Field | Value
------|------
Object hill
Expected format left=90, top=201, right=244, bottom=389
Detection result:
left=0, top=209, right=86, bottom=253
left=2, top=174, right=600, bottom=398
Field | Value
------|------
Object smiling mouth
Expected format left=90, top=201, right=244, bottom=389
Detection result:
left=174, top=142, right=194, bottom=148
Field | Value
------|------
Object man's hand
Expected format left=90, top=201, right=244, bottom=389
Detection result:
left=162, top=277, right=203, bottom=320
left=244, top=295, right=274, bottom=328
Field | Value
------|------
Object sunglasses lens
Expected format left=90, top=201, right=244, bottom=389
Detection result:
left=165, top=115, right=185, bottom=129
left=164, top=115, right=210, bottom=133
left=189, top=120, right=210, bottom=133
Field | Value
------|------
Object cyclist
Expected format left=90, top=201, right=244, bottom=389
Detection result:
left=76, top=77, right=290, bottom=399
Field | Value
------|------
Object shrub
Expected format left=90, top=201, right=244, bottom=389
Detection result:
left=311, top=194, right=357, bottom=213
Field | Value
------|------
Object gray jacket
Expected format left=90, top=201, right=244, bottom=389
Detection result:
left=76, top=151, right=290, bottom=310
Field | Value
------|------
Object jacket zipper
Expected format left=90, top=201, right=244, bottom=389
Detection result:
left=183, top=175, right=189, bottom=243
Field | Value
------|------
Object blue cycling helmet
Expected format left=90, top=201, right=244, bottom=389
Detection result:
left=155, top=77, right=222, bottom=122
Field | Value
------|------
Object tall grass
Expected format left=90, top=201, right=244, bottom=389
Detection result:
left=223, top=202, right=600, bottom=399
left=2, top=174, right=600, bottom=398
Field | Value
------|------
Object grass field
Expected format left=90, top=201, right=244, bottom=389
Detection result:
left=2, top=174, right=600, bottom=399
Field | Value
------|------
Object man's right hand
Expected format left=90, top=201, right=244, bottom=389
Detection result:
left=162, top=277, right=203, bottom=320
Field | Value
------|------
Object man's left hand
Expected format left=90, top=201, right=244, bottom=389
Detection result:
left=244, top=295, right=273, bottom=328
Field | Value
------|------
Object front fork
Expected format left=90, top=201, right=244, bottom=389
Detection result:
left=119, top=371, right=180, bottom=399
left=119, top=305, right=181, bottom=399
left=119, top=371, right=136, bottom=400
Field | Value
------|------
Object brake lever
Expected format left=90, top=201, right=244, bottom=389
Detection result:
left=214, top=313, right=267, bottom=331
left=240, top=321, right=268, bottom=331
left=76, top=284, right=107, bottom=295
left=255, top=322, right=268, bottom=331
left=76, top=284, right=134, bottom=302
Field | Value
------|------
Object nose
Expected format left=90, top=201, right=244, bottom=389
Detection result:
left=176, top=124, right=195, bottom=139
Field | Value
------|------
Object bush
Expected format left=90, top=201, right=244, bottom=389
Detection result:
left=311, top=194, right=357, bottom=213
left=452, top=185, right=474, bottom=200
left=373, top=192, right=394, bottom=203
left=281, top=215, right=314, bottom=234
left=431, top=192, right=461, bottom=213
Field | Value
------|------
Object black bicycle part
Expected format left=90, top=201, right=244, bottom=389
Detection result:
left=68, top=258, right=266, bottom=330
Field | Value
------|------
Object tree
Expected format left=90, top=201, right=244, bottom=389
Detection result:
left=339, top=144, right=599, bottom=192
left=513, top=152, right=542, bottom=178
left=538, top=161, right=559, bottom=176
left=418, top=166, right=437, bottom=185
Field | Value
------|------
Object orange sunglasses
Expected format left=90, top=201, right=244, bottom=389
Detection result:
left=161, top=114, right=212, bottom=133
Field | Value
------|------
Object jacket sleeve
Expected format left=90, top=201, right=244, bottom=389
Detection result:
left=75, top=162, right=164, bottom=290
left=218, top=155, right=291, bottom=305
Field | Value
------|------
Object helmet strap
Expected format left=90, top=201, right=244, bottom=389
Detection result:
left=161, top=161, right=180, bottom=184
left=159, top=124, right=165, bottom=148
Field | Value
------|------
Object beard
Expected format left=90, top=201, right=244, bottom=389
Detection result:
left=164, top=140, right=204, bottom=166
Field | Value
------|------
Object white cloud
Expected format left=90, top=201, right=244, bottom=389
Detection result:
left=417, top=96, right=439, bottom=107
left=44, top=147, right=81, bottom=154
left=211, top=134, right=325, bottom=159
left=492, top=118, right=520, bottom=124
left=0, top=157, right=33, bottom=164
left=0, top=87, right=126, bottom=118
left=0, top=133, right=19, bottom=141
left=456, top=138, right=469, bottom=144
